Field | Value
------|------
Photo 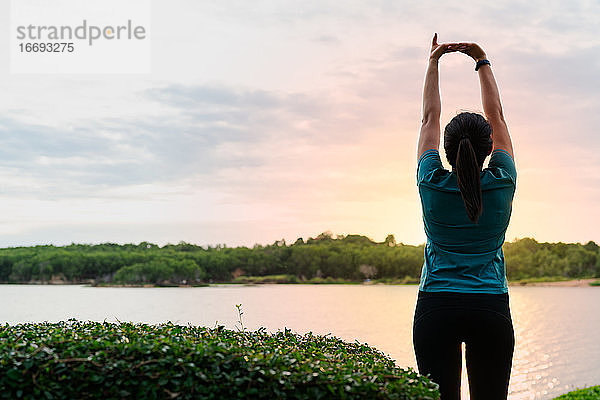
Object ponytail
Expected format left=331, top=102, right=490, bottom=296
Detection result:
left=444, top=112, right=493, bottom=223
left=455, top=137, right=482, bottom=223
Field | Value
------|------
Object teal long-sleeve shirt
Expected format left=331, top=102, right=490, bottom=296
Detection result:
left=416, top=148, right=517, bottom=294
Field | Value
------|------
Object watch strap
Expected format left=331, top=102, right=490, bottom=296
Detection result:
left=475, top=59, right=491, bottom=71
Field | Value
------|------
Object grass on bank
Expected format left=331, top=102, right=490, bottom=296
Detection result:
left=509, top=276, right=600, bottom=285
left=554, top=385, right=600, bottom=399
left=95, top=274, right=597, bottom=287
left=510, top=276, right=576, bottom=285
left=231, top=274, right=363, bottom=285
left=227, top=275, right=419, bottom=285
left=0, top=319, right=439, bottom=399
left=87, top=276, right=600, bottom=288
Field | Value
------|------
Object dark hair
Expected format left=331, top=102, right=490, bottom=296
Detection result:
left=443, top=112, right=493, bottom=223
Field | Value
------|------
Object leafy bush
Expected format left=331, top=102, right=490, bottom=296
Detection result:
left=113, top=258, right=204, bottom=285
left=0, top=320, right=439, bottom=399
left=554, top=385, right=600, bottom=399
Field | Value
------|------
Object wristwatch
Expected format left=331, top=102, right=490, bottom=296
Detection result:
left=475, top=59, right=491, bottom=71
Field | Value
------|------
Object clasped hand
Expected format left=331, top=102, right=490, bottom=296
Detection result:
left=429, top=33, right=487, bottom=63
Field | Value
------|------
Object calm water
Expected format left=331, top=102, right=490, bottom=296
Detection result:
left=1, top=284, right=599, bottom=400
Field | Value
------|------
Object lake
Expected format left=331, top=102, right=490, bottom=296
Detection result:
left=1, top=284, right=598, bottom=399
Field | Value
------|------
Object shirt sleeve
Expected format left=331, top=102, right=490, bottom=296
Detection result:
left=488, top=149, right=517, bottom=183
left=417, top=149, right=443, bottom=186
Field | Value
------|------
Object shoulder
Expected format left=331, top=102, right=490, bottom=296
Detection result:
left=486, top=149, right=517, bottom=184
left=417, top=149, right=450, bottom=187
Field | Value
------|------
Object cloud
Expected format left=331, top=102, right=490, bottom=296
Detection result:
left=313, top=34, right=341, bottom=45
left=143, top=83, right=411, bottom=204
left=0, top=81, right=390, bottom=201
left=502, top=46, right=600, bottom=98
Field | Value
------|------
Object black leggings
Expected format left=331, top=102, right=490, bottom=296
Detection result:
left=413, top=291, right=514, bottom=400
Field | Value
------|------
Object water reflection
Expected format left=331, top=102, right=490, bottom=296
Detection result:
left=507, top=287, right=600, bottom=399
left=0, top=284, right=598, bottom=399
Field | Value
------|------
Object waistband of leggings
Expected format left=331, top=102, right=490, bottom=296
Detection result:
left=418, top=290, right=509, bottom=302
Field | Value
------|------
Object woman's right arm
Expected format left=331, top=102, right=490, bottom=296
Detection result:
left=459, top=43, right=514, bottom=157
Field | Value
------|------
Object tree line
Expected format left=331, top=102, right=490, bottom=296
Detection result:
left=0, top=232, right=598, bottom=285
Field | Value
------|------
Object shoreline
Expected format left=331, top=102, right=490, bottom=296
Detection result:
left=509, top=278, right=598, bottom=287
left=1, top=278, right=598, bottom=288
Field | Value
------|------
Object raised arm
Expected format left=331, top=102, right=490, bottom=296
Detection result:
left=417, top=34, right=458, bottom=160
left=458, top=43, right=514, bottom=157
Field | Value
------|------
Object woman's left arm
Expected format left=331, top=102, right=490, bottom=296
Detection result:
left=417, top=34, right=457, bottom=160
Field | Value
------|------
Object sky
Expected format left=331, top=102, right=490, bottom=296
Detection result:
left=0, top=0, right=598, bottom=248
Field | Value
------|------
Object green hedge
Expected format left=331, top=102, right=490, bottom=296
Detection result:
left=554, top=386, right=600, bottom=399
left=0, top=320, right=439, bottom=399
